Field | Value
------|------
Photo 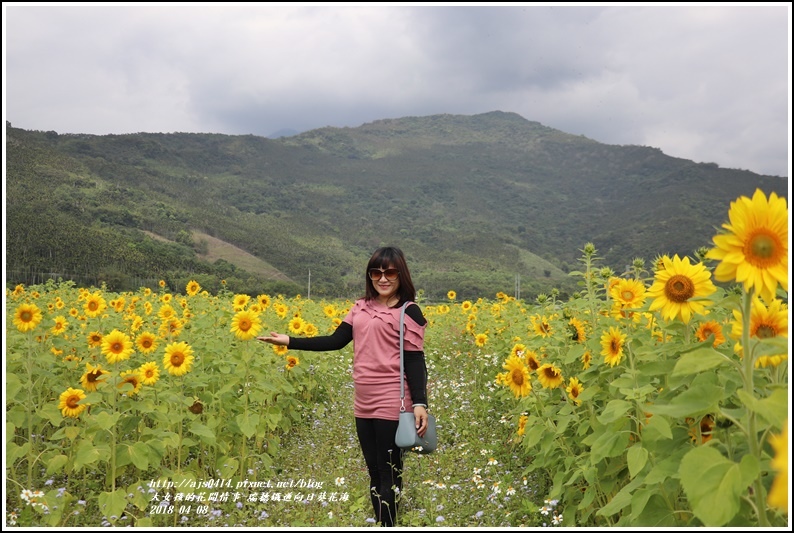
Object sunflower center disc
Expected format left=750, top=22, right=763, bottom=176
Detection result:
left=665, top=275, right=695, bottom=303
left=746, top=231, right=780, bottom=267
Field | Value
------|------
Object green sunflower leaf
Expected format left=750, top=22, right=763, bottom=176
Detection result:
left=671, top=347, right=730, bottom=376
left=627, top=444, right=649, bottom=479
left=735, top=388, right=788, bottom=429
left=97, top=489, right=128, bottom=524
left=597, top=399, right=632, bottom=424
left=679, top=447, right=758, bottom=526
left=645, top=374, right=722, bottom=418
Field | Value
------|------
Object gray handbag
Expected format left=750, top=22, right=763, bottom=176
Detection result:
left=395, top=302, right=437, bottom=454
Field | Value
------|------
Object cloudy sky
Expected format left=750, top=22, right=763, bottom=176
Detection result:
left=4, top=3, right=791, bottom=177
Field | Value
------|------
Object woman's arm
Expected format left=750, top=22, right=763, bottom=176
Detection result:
left=403, top=303, right=429, bottom=407
left=403, top=350, right=428, bottom=407
left=257, top=322, right=353, bottom=351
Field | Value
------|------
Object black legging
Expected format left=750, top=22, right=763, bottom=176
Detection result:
left=355, top=418, right=403, bottom=527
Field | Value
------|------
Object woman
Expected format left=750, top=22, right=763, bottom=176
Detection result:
left=257, top=246, right=429, bottom=527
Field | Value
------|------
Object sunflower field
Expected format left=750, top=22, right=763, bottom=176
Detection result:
left=4, top=189, right=789, bottom=528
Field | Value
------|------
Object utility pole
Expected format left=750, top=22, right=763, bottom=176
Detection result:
left=515, top=273, right=521, bottom=300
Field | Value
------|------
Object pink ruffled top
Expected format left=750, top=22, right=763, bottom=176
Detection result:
left=343, top=299, right=427, bottom=420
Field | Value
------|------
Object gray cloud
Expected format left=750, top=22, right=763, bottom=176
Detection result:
left=4, top=4, right=790, bottom=177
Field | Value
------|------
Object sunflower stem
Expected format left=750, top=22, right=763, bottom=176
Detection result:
left=739, top=288, right=769, bottom=527
left=25, top=331, right=35, bottom=488
left=240, top=345, right=250, bottom=481
left=110, top=361, right=118, bottom=492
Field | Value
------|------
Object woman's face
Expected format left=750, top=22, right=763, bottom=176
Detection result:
left=370, top=263, right=400, bottom=301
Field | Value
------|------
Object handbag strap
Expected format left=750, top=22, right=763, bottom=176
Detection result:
left=399, top=301, right=410, bottom=411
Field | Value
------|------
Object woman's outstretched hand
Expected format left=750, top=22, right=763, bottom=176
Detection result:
left=413, top=405, right=429, bottom=437
left=256, top=332, right=289, bottom=346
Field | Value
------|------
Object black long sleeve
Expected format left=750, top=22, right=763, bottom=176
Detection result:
left=403, top=303, right=429, bottom=408
left=288, top=322, right=353, bottom=351
left=404, top=350, right=428, bottom=407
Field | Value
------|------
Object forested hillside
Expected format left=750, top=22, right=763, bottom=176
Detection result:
left=5, top=113, right=787, bottom=299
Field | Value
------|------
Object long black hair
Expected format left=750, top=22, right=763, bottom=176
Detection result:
left=364, top=246, right=416, bottom=305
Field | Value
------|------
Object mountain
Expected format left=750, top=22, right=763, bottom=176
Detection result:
left=4, top=113, right=787, bottom=300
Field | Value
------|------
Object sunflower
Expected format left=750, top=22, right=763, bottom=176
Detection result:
left=606, top=276, right=622, bottom=296
left=687, top=415, right=714, bottom=445
left=567, top=318, right=586, bottom=343
left=159, top=317, right=184, bottom=338
left=58, top=387, right=88, bottom=418
left=158, top=280, right=166, bottom=288
left=101, top=329, right=134, bottom=364
left=531, top=315, right=553, bottom=338
left=130, top=315, right=143, bottom=332
left=755, top=355, right=788, bottom=369
left=461, top=300, right=473, bottom=312
left=186, top=280, right=201, bottom=297
left=188, top=399, right=204, bottom=414
left=647, top=255, right=716, bottom=323
left=285, top=355, right=300, bottom=370
left=610, top=278, right=647, bottom=309
left=288, top=317, right=306, bottom=335
left=502, top=355, right=531, bottom=398
left=233, top=294, right=251, bottom=311
left=274, top=303, right=289, bottom=319
left=83, top=292, right=107, bottom=318
left=767, top=424, right=788, bottom=511
left=566, top=377, right=585, bottom=406
left=257, top=294, right=271, bottom=309
left=87, top=331, right=103, bottom=348
left=600, top=326, right=626, bottom=367
left=537, top=363, right=564, bottom=389
left=273, top=345, right=288, bottom=356
left=707, top=189, right=788, bottom=303
left=303, top=323, right=319, bottom=337
left=161, top=293, right=173, bottom=304
left=730, top=297, right=788, bottom=363
left=447, top=290, right=457, bottom=301
left=112, top=298, right=125, bottom=313
left=694, top=320, right=726, bottom=347
left=525, top=351, right=542, bottom=372
left=118, top=370, right=143, bottom=396
left=49, top=316, right=68, bottom=336
left=511, top=343, right=527, bottom=358
left=652, top=254, right=670, bottom=273
left=581, top=350, right=592, bottom=370
left=158, top=304, right=176, bottom=321
left=517, top=414, right=529, bottom=437
left=138, top=362, right=160, bottom=386
left=163, top=341, right=195, bottom=376
left=13, top=303, right=43, bottom=333
left=474, top=333, right=488, bottom=347
left=80, top=362, right=108, bottom=392
left=231, top=310, right=262, bottom=340
left=323, top=304, right=337, bottom=318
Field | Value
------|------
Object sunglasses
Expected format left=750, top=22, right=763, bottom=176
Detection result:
left=369, top=268, right=399, bottom=281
